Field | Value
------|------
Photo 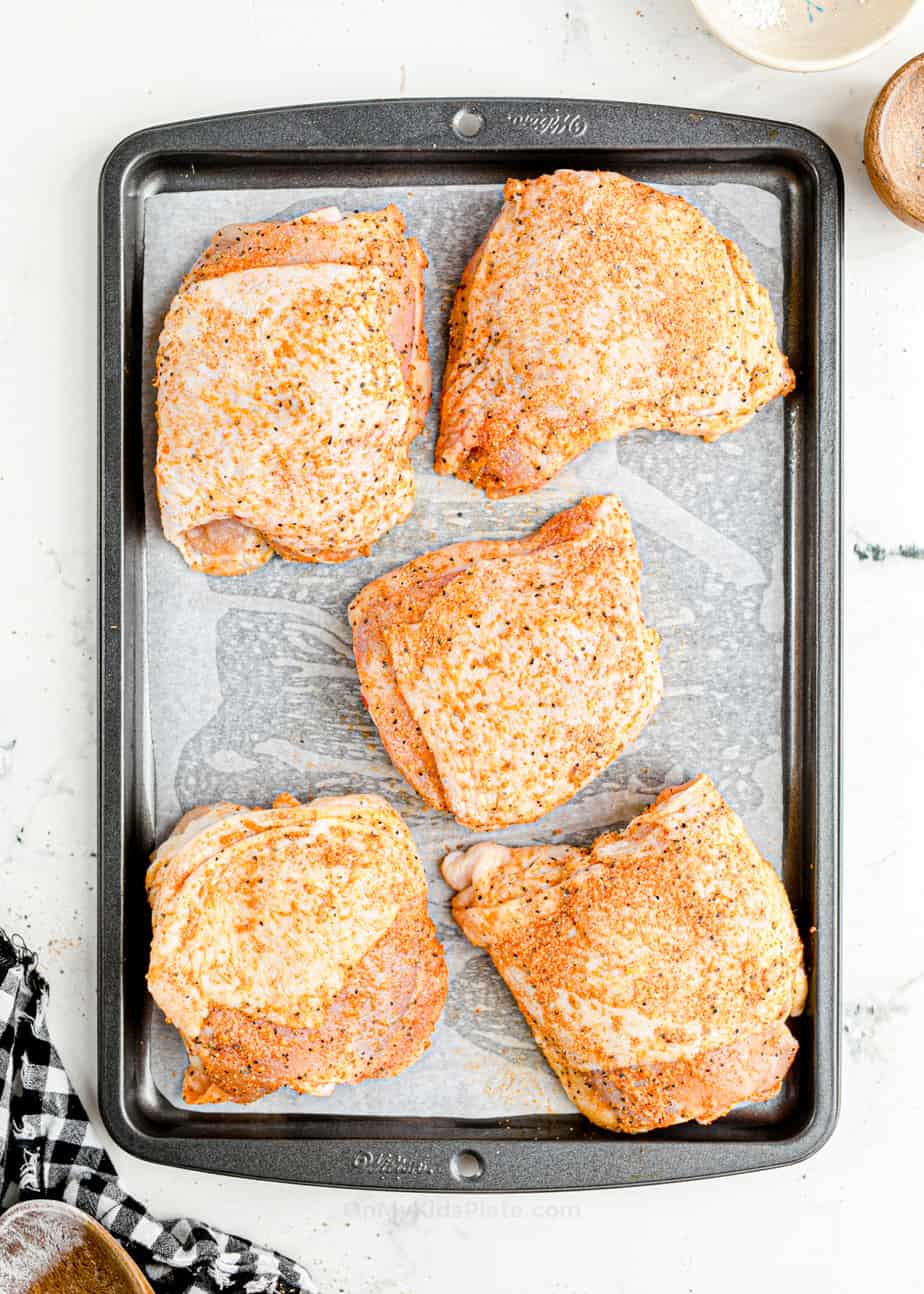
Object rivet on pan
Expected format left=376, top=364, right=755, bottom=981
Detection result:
left=450, top=1149, right=485, bottom=1181
left=452, top=108, right=485, bottom=140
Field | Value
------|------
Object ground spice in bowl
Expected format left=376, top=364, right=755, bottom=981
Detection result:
left=0, top=1201, right=152, bottom=1294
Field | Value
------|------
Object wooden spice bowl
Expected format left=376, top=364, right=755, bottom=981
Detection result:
left=865, top=51, right=924, bottom=233
left=0, top=1200, right=154, bottom=1294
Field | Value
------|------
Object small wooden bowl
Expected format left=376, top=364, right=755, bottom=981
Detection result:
left=0, top=1200, right=154, bottom=1294
left=865, top=52, right=924, bottom=233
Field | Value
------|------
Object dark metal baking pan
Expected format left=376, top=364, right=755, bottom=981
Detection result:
left=98, top=97, right=842, bottom=1190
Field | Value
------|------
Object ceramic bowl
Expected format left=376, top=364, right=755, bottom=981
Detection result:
left=865, top=52, right=924, bottom=230
left=689, top=0, right=920, bottom=72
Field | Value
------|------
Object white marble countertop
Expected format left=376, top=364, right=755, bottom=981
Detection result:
left=2, top=2, right=923, bottom=1289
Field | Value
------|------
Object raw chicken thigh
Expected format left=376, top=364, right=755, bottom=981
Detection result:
left=437, top=170, right=794, bottom=497
left=443, top=776, right=806, bottom=1132
left=156, top=206, right=430, bottom=574
left=350, top=496, right=662, bottom=831
left=147, top=793, right=446, bottom=1104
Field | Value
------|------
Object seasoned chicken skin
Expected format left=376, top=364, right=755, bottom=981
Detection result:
left=443, top=776, right=807, bottom=1133
left=155, top=206, right=430, bottom=574
left=349, top=496, right=662, bottom=831
left=146, top=793, right=446, bottom=1104
left=182, top=206, right=431, bottom=433
left=437, top=170, right=795, bottom=497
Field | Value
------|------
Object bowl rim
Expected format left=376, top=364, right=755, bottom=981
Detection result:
left=688, top=0, right=921, bottom=73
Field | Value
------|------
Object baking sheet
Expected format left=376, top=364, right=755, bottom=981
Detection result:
left=140, top=179, right=786, bottom=1118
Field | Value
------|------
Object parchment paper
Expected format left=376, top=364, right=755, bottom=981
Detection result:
left=141, top=179, right=787, bottom=1116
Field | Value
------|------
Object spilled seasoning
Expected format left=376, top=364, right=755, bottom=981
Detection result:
left=853, top=542, right=924, bottom=562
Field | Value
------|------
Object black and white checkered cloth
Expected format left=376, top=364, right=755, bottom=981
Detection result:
left=0, top=929, right=315, bottom=1293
